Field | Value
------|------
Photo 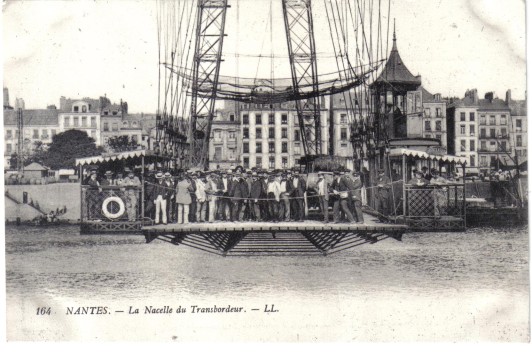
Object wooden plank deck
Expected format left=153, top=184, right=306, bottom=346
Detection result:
left=141, top=214, right=407, bottom=256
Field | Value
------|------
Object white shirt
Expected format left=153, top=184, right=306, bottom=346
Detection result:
left=318, top=178, right=326, bottom=196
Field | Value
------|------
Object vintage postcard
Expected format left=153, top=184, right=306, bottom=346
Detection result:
left=2, top=0, right=529, bottom=343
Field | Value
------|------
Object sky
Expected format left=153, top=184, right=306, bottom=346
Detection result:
left=2, top=0, right=527, bottom=113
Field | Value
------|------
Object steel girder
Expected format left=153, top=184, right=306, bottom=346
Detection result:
left=282, top=0, right=322, bottom=156
left=188, top=0, right=229, bottom=169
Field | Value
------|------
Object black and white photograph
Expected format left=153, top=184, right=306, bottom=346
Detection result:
left=1, top=0, right=529, bottom=344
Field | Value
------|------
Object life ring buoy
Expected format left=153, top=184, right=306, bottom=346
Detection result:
left=101, top=196, right=126, bottom=220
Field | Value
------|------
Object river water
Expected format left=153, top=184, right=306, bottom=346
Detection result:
left=5, top=224, right=530, bottom=342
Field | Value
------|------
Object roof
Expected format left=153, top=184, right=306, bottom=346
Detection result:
left=389, top=148, right=468, bottom=165
left=373, top=32, right=422, bottom=86
left=24, top=162, right=48, bottom=171
left=478, top=98, right=510, bottom=111
left=509, top=100, right=527, bottom=116
left=420, top=86, right=444, bottom=104
left=3, top=109, right=59, bottom=126
left=75, top=149, right=149, bottom=166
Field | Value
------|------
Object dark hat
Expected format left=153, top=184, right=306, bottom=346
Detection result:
left=124, top=167, right=131, bottom=173
left=333, top=170, right=342, bottom=175
left=105, top=170, right=113, bottom=176
left=421, top=166, right=428, bottom=171
left=378, top=169, right=385, bottom=173
left=90, top=170, right=97, bottom=175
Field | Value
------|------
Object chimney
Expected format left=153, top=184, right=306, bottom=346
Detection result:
left=506, top=89, right=512, bottom=104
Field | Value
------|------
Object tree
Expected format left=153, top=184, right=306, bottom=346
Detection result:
left=38, top=130, right=103, bottom=169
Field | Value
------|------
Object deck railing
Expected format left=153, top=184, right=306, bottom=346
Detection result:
left=81, top=185, right=142, bottom=222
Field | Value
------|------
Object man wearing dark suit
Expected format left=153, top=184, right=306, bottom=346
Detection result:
left=219, top=170, right=233, bottom=221
left=290, top=170, right=306, bottom=221
left=331, top=170, right=356, bottom=223
left=230, top=172, right=249, bottom=221
left=249, top=172, right=263, bottom=221
left=375, top=168, right=392, bottom=220
left=346, top=170, right=364, bottom=223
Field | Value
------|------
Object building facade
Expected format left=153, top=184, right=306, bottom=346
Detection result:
left=3, top=108, right=60, bottom=168
left=507, top=90, right=527, bottom=161
left=58, top=100, right=101, bottom=145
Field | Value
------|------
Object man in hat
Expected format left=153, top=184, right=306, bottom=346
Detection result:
left=259, top=171, right=270, bottom=221
left=290, top=169, right=306, bottom=221
left=411, top=170, right=429, bottom=186
left=115, top=171, right=125, bottom=186
left=194, top=172, right=208, bottom=222
left=331, top=170, right=356, bottom=223
left=186, top=171, right=198, bottom=223
left=375, top=168, right=391, bottom=221
left=230, top=170, right=249, bottom=221
left=279, top=172, right=293, bottom=221
left=316, top=171, right=330, bottom=223
left=266, top=173, right=281, bottom=222
left=249, top=171, right=263, bottom=221
left=421, top=166, right=432, bottom=182
left=164, top=172, right=176, bottom=222
left=218, top=169, right=233, bottom=221
left=122, top=168, right=142, bottom=221
left=347, top=170, right=364, bottom=223
left=153, top=171, right=167, bottom=224
left=100, top=170, right=115, bottom=186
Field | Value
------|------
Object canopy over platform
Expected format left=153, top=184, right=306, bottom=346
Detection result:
left=75, top=150, right=152, bottom=166
left=388, top=148, right=468, bottom=165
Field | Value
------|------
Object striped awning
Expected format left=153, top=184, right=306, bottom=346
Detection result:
left=75, top=150, right=148, bottom=166
left=389, top=148, right=468, bottom=165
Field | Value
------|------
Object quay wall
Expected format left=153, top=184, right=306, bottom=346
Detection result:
left=4, top=183, right=80, bottom=221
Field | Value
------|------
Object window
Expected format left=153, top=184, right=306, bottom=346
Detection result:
left=340, top=114, right=347, bottom=124
left=243, top=127, right=249, bottom=139
left=42, top=129, right=49, bottom=139
left=501, top=115, right=507, bottom=125
left=435, top=120, right=442, bottom=131
left=268, top=142, right=275, bottom=153
left=256, top=143, right=262, bottom=153
left=230, top=114, right=235, bottom=122
left=294, top=130, right=300, bottom=141
left=460, top=140, right=466, bottom=152
left=243, top=157, right=249, bottom=168
left=228, top=130, right=236, bottom=140
left=516, top=119, right=522, bottom=130
left=112, top=123, right=118, bottom=131
left=91, top=116, right=97, bottom=127
left=425, top=121, right=431, bottom=131
left=64, top=117, right=70, bottom=127
left=470, top=155, right=475, bottom=167
left=269, top=127, right=275, bottom=138
left=103, top=122, right=109, bottom=131
left=516, top=135, right=522, bottom=147
left=424, top=108, right=431, bottom=117
left=480, top=115, right=486, bottom=125
left=132, top=121, right=138, bottom=128
left=6, top=130, right=12, bottom=139
left=435, top=134, right=442, bottom=141
left=480, top=128, right=486, bottom=138
left=52, top=129, right=56, bottom=137
left=490, top=128, right=495, bottom=138
left=243, top=114, right=249, bottom=124
left=282, top=142, right=288, bottom=153
left=489, top=115, right=495, bottom=125
left=73, top=117, right=79, bottom=127
left=243, top=142, right=249, bottom=153
left=294, top=143, right=301, bottom=155
left=436, top=108, right=442, bottom=117
left=340, top=128, right=348, bottom=141
left=460, top=112, right=466, bottom=121
left=82, top=116, right=87, bottom=127
left=470, top=125, right=475, bottom=135
left=214, top=130, right=222, bottom=141
left=269, top=114, right=275, bottom=124
left=500, top=128, right=507, bottom=137
left=481, top=156, right=487, bottom=166
left=32, top=129, right=38, bottom=138
left=256, top=157, right=262, bottom=167
left=255, top=114, right=262, bottom=125
left=490, top=156, right=497, bottom=165
left=281, top=114, right=288, bottom=124
left=460, top=125, right=465, bottom=135
left=73, top=106, right=79, bottom=112
left=269, top=157, right=275, bottom=169
left=500, top=141, right=507, bottom=152
left=7, top=143, right=12, bottom=153
left=425, top=134, right=432, bottom=139
left=469, top=112, right=475, bottom=121
left=282, top=157, right=288, bottom=168
left=470, top=140, right=475, bottom=151
left=480, top=141, right=487, bottom=151
left=82, top=105, right=87, bottom=113
left=122, top=121, right=129, bottom=127
left=228, top=148, right=236, bottom=160
left=256, top=128, right=262, bottom=139
left=214, top=147, right=222, bottom=161
left=282, top=128, right=288, bottom=138
left=16, top=130, right=19, bottom=138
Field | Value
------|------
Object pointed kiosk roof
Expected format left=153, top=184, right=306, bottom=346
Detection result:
left=372, top=23, right=422, bottom=89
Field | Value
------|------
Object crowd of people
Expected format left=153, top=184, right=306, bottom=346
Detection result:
left=143, top=167, right=367, bottom=225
